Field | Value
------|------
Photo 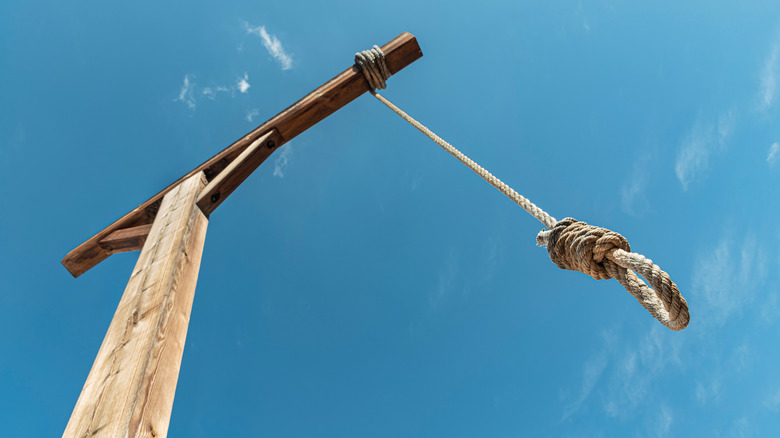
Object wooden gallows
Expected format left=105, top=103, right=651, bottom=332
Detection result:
left=61, top=32, right=422, bottom=438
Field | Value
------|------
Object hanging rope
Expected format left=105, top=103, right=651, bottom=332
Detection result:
left=355, top=46, right=690, bottom=331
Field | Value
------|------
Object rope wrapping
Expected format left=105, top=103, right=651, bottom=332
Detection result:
left=355, top=45, right=391, bottom=90
left=354, top=45, right=690, bottom=331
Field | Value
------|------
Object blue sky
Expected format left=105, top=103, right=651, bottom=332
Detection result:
left=2, top=0, right=780, bottom=436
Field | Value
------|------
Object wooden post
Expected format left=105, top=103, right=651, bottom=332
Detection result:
left=63, top=173, right=209, bottom=438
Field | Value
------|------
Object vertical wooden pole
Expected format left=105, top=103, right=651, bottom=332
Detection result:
left=64, top=172, right=209, bottom=438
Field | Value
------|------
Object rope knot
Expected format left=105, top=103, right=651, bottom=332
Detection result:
left=537, top=217, right=690, bottom=331
left=355, top=45, right=391, bottom=90
left=541, top=218, right=630, bottom=281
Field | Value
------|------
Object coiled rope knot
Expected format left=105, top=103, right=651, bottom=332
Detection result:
left=537, top=218, right=690, bottom=331
left=355, top=45, right=391, bottom=90
left=539, top=218, right=630, bottom=280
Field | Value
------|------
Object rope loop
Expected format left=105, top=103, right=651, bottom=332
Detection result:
left=355, top=45, right=391, bottom=90
left=537, top=218, right=690, bottom=331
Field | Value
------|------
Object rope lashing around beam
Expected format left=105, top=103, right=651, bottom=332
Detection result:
left=355, top=45, right=391, bottom=90
left=355, top=46, right=690, bottom=331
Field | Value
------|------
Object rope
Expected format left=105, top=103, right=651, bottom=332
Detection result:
left=354, top=46, right=690, bottom=331
left=537, top=218, right=689, bottom=331
left=355, top=45, right=391, bottom=90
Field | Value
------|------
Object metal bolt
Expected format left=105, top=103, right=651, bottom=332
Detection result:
left=266, top=140, right=276, bottom=149
left=211, top=192, right=220, bottom=203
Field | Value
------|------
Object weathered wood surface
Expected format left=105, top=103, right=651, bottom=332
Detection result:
left=63, top=173, right=209, bottom=438
left=197, top=128, right=282, bottom=217
left=62, top=31, right=423, bottom=277
left=98, top=224, right=153, bottom=253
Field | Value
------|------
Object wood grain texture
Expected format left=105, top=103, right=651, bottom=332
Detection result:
left=63, top=173, right=209, bottom=438
left=62, top=32, right=423, bottom=277
left=99, top=224, right=153, bottom=253
left=197, top=129, right=282, bottom=217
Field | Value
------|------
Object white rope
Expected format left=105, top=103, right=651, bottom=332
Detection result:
left=354, top=46, right=690, bottom=331
left=355, top=47, right=554, bottom=228
left=370, top=91, right=557, bottom=229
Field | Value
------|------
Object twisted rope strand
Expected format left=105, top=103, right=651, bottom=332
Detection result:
left=371, top=91, right=558, bottom=230
left=354, top=46, right=690, bottom=331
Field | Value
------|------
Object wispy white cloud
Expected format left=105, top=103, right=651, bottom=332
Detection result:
left=273, top=144, right=292, bottom=178
left=246, top=108, right=260, bottom=122
left=429, top=250, right=459, bottom=309
left=675, top=121, right=712, bottom=190
left=410, top=173, right=423, bottom=191
left=237, top=72, right=250, bottom=94
left=655, top=405, right=673, bottom=438
left=768, top=142, right=779, bottom=167
left=601, top=325, right=682, bottom=418
left=202, top=85, right=230, bottom=100
left=693, top=343, right=751, bottom=405
left=675, top=111, right=734, bottom=190
left=695, top=376, right=723, bottom=404
left=760, top=44, right=779, bottom=111
left=562, top=351, right=607, bottom=420
left=620, top=171, right=646, bottom=215
left=762, top=292, right=778, bottom=324
left=621, top=151, right=652, bottom=215
left=480, top=237, right=501, bottom=283
left=577, top=0, right=591, bottom=33
left=179, top=74, right=249, bottom=109
left=693, top=234, right=767, bottom=327
left=174, top=75, right=196, bottom=110
left=718, top=110, right=735, bottom=143
left=765, top=386, right=780, bottom=411
left=245, top=23, right=293, bottom=70
left=693, top=343, right=753, bottom=403
left=729, top=416, right=753, bottom=438
left=733, top=343, right=753, bottom=372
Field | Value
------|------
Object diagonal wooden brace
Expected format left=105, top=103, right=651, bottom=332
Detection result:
left=196, top=128, right=283, bottom=217
left=62, top=32, right=423, bottom=277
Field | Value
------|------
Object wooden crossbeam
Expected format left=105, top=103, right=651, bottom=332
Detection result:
left=62, top=32, right=423, bottom=277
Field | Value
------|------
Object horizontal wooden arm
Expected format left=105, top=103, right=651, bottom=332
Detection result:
left=62, top=31, right=423, bottom=277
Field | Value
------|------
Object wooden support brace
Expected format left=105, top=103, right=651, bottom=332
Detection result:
left=62, top=32, right=423, bottom=277
left=98, top=224, right=153, bottom=253
left=197, top=128, right=283, bottom=217
left=64, top=173, right=209, bottom=438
